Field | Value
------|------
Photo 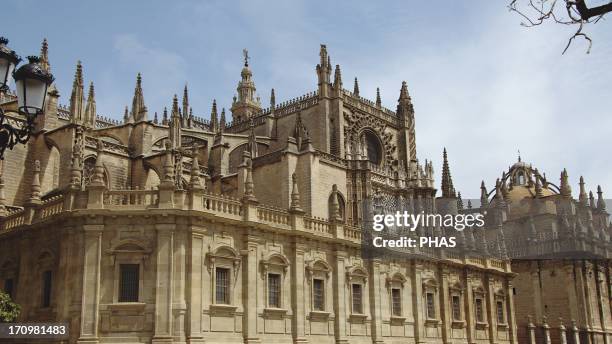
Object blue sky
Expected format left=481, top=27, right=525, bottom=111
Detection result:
left=4, top=0, right=612, bottom=198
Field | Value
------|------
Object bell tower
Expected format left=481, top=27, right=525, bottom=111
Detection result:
left=230, top=49, right=261, bottom=122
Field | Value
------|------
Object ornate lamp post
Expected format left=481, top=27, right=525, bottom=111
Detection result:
left=0, top=37, right=54, bottom=159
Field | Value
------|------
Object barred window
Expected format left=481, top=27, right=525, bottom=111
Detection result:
left=313, top=279, right=325, bottom=311
left=4, top=278, right=14, bottom=299
left=391, top=288, right=402, bottom=316
left=119, top=264, right=139, bottom=302
left=352, top=284, right=363, bottom=314
left=42, top=270, right=52, bottom=308
left=268, top=274, right=281, bottom=308
left=496, top=301, right=505, bottom=323
left=475, top=298, right=484, bottom=322
left=426, top=292, right=435, bottom=319
left=452, top=295, right=462, bottom=320
left=215, top=268, right=230, bottom=304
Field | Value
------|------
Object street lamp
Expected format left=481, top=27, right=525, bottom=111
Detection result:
left=0, top=37, right=54, bottom=160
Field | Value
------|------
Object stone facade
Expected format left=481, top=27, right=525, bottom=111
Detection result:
left=0, top=41, right=517, bottom=344
left=458, top=159, right=612, bottom=344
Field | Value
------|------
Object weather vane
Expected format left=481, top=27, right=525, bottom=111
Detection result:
left=243, top=48, right=250, bottom=67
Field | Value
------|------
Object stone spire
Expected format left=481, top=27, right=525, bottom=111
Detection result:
left=182, top=84, right=189, bottom=119
left=589, top=191, right=596, bottom=208
left=169, top=95, right=182, bottom=149
left=123, top=106, right=129, bottom=123
left=84, top=82, right=96, bottom=128
left=579, top=176, right=588, bottom=205
left=69, top=61, right=85, bottom=124
left=597, top=185, right=606, bottom=211
left=210, top=99, right=218, bottom=133
left=353, top=77, right=360, bottom=96
left=219, top=108, right=226, bottom=133
left=231, top=49, right=260, bottom=122
left=290, top=172, right=302, bottom=212
left=397, top=81, right=416, bottom=161
left=560, top=169, right=572, bottom=198
left=29, top=160, right=41, bottom=202
left=441, top=148, right=456, bottom=198
left=189, top=155, right=203, bottom=190
left=316, top=44, right=332, bottom=97
left=376, top=87, right=381, bottom=107
left=333, top=64, right=342, bottom=90
left=270, top=88, right=276, bottom=110
left=153, top=112, right=158, bottom=124
left=457, top=192, right=464, bottom=210
left=162, top=107, right=168, bottom=125
left=480, top=181, right=489, bottom=208
left=39, top=38, right=50, bottom=72
left=187, top=108, right=193, bottom=128
left=130, top=73, right=147, bottom=122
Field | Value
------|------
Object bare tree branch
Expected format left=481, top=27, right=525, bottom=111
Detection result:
left=508, top=0, right=611, bottom=53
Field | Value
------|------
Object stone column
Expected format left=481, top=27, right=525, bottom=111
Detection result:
left=77, top=224, right=103, bottom=344
left=572, top=320, right=580, bottom=344
left=369, top=259, right=384, bottom=344
left=560, top=318, right=568, bottom=344
left=187, top=231, right=205, bottom=343
left=439, top=266, right=451, bottom=344
left=173, top=230, right=187, bottom=342
left=507, top=281, right=519, bottom=344
left=412, top=261, right=424, bottom=344
left=153, top=224, right=175, bottom=343
left=543, top=316, right=552, bottom=344
left=292, top=240, right=307, bottom=344
left=333, top=249, right=348, bottom=344
left=528, top=316, right=536, bottom=344
left=243, top=235, right=261, bottom=344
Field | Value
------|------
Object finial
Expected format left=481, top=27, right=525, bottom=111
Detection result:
left=376, top=87, right=381, bottom=107
left=270, top=88, right=276, bottom=108
left=290, top=172, right=302, bottom=212
left=189, top=155, right=203, bottom=189
left=579, top=176, right=588, bottom=205
left=518, top=149, right=521, bottom=162
left=597, top=185, right=606, bottom=211
left=29, top=160, right=41, bottom=201
left=353, top=77, right=360, bottom=96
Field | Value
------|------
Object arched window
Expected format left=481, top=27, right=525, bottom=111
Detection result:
left=363, top=131, right=382, bottom=165
left=516, top=171, right=526, bottom=185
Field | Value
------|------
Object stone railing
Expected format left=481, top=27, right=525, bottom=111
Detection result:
left=257, top=205, right=290, bottom=228
left=1, top=209, right=26, bottom=231
left=40, top=195, right=64, bottom=219
left=104, top=189, right=159, bottom=208
left=304, top=216, right=332, bottom=236
left=0, top=185, right=516, bottom=271
left=201, top=192, right=243, bottom=220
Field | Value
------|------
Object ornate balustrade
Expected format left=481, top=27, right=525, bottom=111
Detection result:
left=103, top=189, right=159, bottom=208
left=39, top=195, right=64, bottom=219
left=201, top=192, right=243, bottom=220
